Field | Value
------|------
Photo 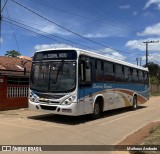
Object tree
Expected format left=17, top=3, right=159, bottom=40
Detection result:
left=144, top=62, right=160, bottom=84
left=5, top=50, right=21, bottom=57
left=146, top=62, right=160, bottom=77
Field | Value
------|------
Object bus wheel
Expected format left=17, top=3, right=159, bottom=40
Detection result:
left=132, top=96, right=137, bottom=110
left=92, top=102, right=101, bottom=119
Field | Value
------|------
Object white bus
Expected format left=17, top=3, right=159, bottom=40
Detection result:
left=29, top=48, right=149, bottom=118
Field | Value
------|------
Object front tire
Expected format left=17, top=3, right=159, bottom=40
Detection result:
left=92, top=102, right=101, bottom=119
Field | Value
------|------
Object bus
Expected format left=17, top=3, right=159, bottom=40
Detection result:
left=29, top=48, right=149, bottom=118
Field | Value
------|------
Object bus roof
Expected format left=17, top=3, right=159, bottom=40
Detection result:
left=35, top=47, right=148, bottom=72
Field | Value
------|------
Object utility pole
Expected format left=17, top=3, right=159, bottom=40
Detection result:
left=136, top=57, right=139, bottom=66
left=143, top=40, right=159, bottom=67
left=139, top=57, right=142, bottom=66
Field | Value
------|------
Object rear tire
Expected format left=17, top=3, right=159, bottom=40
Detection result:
left=132, top=96, right=137, bottom=110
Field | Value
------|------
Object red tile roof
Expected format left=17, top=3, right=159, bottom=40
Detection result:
left=0, top=56, right=32, bottom=75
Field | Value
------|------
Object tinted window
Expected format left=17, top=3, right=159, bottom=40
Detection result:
left=95, top=60, right=103, bottom=81
left=124, top=67, right=129, bottom=82
left=144, top=72, right=149, bottom=84
left=115, top=64, right=123, bottom=82
left=104, top=62, right=115, bottom=82
left=131, top=69, right=139, bottom=83
left=139, top=70, right=143, bottom=83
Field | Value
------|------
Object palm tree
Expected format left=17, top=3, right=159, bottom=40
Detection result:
left=5, top=50, right=21, bottom=57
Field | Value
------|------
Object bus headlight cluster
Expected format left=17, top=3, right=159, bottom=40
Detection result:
left=61, top=95, right=76, bottom=105
left=29, top=93, right=39, bottom=103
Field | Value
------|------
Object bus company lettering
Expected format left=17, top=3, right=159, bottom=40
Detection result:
left=43, top=53, right=67, bottom=59
left=93, top=84, right=112, bottom=89
left=59, top=53, right=67, bottom=58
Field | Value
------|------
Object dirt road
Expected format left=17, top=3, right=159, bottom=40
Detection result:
left=0, top=96, right=159, bottom=153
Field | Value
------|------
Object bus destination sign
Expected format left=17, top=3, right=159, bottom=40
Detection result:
left=34, top=50, right=77, bottom=61
left=43, top=53, right=67, bottom=59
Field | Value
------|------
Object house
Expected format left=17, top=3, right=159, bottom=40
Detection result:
left=0, top=56, right=32, bottom=110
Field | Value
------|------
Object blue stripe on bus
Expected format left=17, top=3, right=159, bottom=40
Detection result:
left=78, top=82, right=149, bottom=99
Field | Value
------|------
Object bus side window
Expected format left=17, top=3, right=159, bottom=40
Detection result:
left=144, top=72, right=149, bottom=84
left=95, top=60, right=103, bottom=81
left=132, top=69, right=138, bottom=83
left=129, top=68, right=132, bottom=83
left=79, top=61, right=85, bottom=81
left=104, top=62, right=115, bottom=82
left=79, top=57, right=91, bottom=82
left=115, top=64, right=123, bottom=82
left=124, top=66, right=129, bottom=83
left=139, top=70, right=143, bottom=84
left=85, top=59, right=91, bottom=82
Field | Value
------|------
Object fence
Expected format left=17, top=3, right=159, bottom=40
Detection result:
left=150, top=84, right=160, bottom=93
left=7, top=86, right=29, bottom=98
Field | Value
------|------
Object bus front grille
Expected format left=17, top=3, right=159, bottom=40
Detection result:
left=39, top=100, right=60, bottom=104
left=40, top=105, right=57, bottom=111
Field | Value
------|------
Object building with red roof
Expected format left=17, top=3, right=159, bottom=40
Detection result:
left=0, top=56, right=32, bottom=110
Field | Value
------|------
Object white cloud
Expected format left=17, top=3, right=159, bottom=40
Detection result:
left=84, top=26, right=129, bottom=38
left=143, top=12, right=154, bottom=17
left=125, top=38, right=160, bottom=51
left=84, top=33, right=110, bottom=38
left=119, top=4, right=130, bottom=9
left=137, top=22, right=160, bottom=36
left=34, top=43, right=73, bottom=51
left=144, top=0, right=160, bottom=9
left=37, top=24, right=71, bottom=36
left=133, top=11, right=138, bottom=16
left=95, top=48, right=126, bottom=61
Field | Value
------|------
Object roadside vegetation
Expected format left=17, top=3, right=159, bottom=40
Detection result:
left=130, top=124, right=160, bottom=154
left=146, top=62, right=160, bottom=84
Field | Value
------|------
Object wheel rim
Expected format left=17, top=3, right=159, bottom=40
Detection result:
left=94, top=103, right=100, bottom=115
left=133, top=98, right=137, bottom=108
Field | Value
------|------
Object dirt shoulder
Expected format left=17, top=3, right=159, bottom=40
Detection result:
left=118, top=121, right=160, bottom=145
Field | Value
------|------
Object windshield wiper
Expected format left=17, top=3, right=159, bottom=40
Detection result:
left=54, top=60, right=64, bottom=83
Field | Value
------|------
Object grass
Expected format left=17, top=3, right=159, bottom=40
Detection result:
left=150, top=92, right=160, bottom=96
left=141, top=124, right=160, bottom=145
left=130, top=124, right=160, bottom=154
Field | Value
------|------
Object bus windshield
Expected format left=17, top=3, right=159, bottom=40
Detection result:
left=30, top=61, right=76, bottom=93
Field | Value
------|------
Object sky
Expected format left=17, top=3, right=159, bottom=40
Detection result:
left=0, top=0, right=160, bottom=65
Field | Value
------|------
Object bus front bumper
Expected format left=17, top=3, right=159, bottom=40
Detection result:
left=29, top=100, right=79, bottom=116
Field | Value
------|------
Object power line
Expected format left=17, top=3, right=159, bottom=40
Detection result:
left=3, top=17, right=94, bottom=50
left=3, top=17, right=137, bottom=63
left=74, top=0, right=135, bottom=33
left=149, top=54, right=160, bottom=64
left=29, top=0, right=134, bottom=34
left=3, top=16, right=142, bottom=57
left=1, top=0, right=9, bottom=13
left=3, top=19, right=72, bottom=46
left=11, top=0, right=138, bottom=56
left=3, top=18, right=136, bottom=63
left=143, top=40, right=159, bottom=67
left=5, top=6, right=20, bottom=52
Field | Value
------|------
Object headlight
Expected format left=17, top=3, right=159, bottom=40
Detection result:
left=29, top=97, right=35, bottom=102
left=29, top=92, right=39, bottom=103
left=61, top=95, right=76, bottom=105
